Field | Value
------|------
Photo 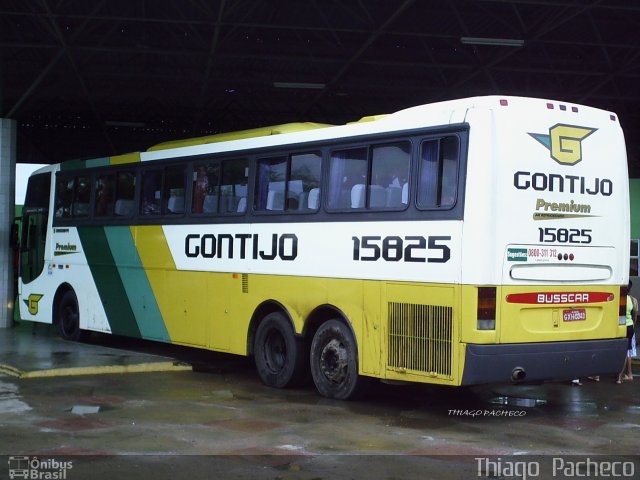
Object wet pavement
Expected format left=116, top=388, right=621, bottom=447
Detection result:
left=0, top=322, right=639, bottom=479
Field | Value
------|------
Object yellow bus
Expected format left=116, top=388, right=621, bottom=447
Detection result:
left=18, top=96, right=629, bottom=399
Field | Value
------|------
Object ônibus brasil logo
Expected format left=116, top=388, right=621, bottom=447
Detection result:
left=528, top=124, right=597, bottom=166
left=8, top=456, right=73, bottom=479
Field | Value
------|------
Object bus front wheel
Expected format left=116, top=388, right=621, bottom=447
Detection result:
left=254, top=312, right=306, bottom=389
left=58, top=290, right=86, bottom=341
left=310, top=319, right=368, bottom=400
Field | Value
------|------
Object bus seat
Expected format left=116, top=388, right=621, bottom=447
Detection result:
left=268, top=181, right=285, bottom=192
left=167, top=196, right=185, bottom=214
left=267, top=190, right=284, bottom=210
left=297, top=191, right=309, bottom=210
left=114, top=199, right=134, bottom=216
left=235, top=184, right=248, bottom=197
left=288, top=179, right=303, bottom=195
left=401, top=182, right=409, bottom=204
left=203, top=195, right=218, bottom=213
left=351, top=184, right=366, bottom=208
left=237, top=196, right=247, bottom=213
left=72, top=202, right=89, bottom=217
left=386, top=186, right=402, bottom=207
left=224, top=196, right=239, bottom=213
left=308, top=188, right=320, bottom=209
left=369, top=185, right=386, bottom=208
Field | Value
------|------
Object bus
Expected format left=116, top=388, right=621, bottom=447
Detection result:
left=18, top=96, right=629, bottom=399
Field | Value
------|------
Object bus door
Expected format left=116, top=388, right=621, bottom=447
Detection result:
left=20, top=172, right=51, bottom=284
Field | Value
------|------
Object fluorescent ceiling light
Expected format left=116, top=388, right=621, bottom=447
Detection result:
left=273, top=82, right=326, bottom=89
left=460, top=37, right=524, bottom=47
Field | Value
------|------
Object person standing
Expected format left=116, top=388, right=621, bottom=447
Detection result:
left=617, top=281, right=637, bottom=383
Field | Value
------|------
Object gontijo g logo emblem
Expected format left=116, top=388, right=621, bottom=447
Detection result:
left=529, top=124, right=597, bottom=166
left=24, top=294, right=43, bottom=315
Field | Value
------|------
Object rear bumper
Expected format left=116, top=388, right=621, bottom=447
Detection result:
left=461, top=339, right=627, bottom=385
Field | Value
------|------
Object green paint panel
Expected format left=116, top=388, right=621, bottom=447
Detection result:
left=60, top=159, right=89, bottom=170
left=60, top=157, right=110, bottom=171
left=77, top=227, right=141, bottom=338
left=104, top=227, right=170, bottom=342
left=630, top=179, right=640, bottom=239
left=86, top=157, right=110, bottom=168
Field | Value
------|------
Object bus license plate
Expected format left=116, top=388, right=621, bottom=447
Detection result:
left=563, top=308, right=586, bottom=322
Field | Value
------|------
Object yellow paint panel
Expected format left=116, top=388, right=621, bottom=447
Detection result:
left=362, top=282, right=382, bottom=375
left=499, top=285, right=623, bottom=343
left=117, top=226, right=466, bottom=385
left=110, top=152, right=141, bottom=165
left=147, top=122, right=333, bottom=151
left=132, top=226, right=202, bottom=345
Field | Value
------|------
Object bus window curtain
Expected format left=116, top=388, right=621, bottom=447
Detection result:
left=255, top=160, right=270, bottom=210
left=328, top=152, right=347, bottom=209
left=419, top=140, right=439, bottom=208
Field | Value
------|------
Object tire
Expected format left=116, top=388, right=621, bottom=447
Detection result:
left=254, top=312, right=307, bottom=389
left=58, top=289, right=86, bottom=341
left=310, top=319, right=368, bottom=400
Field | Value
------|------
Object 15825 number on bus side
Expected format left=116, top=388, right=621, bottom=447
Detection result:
left=352, top=235, right=451, bottom=263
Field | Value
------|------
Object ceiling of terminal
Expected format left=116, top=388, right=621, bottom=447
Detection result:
left=2, top=0, right=640, bottom=175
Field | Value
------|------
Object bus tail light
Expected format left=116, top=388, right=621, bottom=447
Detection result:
left=619, top=286, right=628, bottom=325
left=477, top=287, right=497, bottom=330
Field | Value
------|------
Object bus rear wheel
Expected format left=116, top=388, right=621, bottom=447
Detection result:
left=310, top=319, right=368, bottom=400
left=254, top=312, right=306, bottom=389
left=58, top=290, right=86, bottom=341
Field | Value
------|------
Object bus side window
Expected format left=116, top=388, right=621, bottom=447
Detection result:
left=371, top=142, right=410, bottom=209
left=328, top=147, right=367, bottom=210
left=291, top=152, right=321, bottom=211
left=255, top=153, right=321, bottom=212
left=95, top=174, right=115, bottom=217
left=192, top=163, right=220, bottom=214
left=255, top=156, right=287, bottom=211
left=418, top=136, right=459, bottom=209
left=72, top=175, right=90, bottom=217
left=141, top=170, right=162, bottom=215
left=114, top=171, right=136, bottom=216
left=55, top=176, right=74, bottom=218
left=164, top=165, right=186, bottom=215
left=221, top=159, right=248, bottom=214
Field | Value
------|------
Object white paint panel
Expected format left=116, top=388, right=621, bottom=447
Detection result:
left=164, top=221, right=463, bottom=283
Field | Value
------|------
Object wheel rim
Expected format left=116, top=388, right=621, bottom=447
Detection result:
left=264, top=330, right=287, bottom=373
left=319, top=338, right=348, bottom=384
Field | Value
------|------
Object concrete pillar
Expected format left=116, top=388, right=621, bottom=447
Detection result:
left=0, top=118, right=16, bottom=328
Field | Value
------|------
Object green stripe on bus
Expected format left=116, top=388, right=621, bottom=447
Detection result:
left=59, top=157, right=110, bottom=171
left=86, top=157, right=110, bottom=168
left=103, top=227, right=170, bottom=342
left=60, top=159, right=88, bottom=170
left=77, top=227, right=141, bottom=338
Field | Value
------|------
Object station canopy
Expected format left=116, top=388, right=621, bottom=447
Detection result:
left=2, top=1, right=640, bottom=175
